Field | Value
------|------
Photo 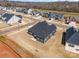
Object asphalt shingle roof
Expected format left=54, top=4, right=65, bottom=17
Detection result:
left=67, top=31, right=79, bottom=45
left=65, top=27, right=77, bottom=42
left=2, top=13, right=14, bottom=22
left=28, top=21, right=56, bottom=40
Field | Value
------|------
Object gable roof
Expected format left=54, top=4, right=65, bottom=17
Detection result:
left=2, top=13, right=14, bottom=22
left=65, top=27, right=77, bottom=42
left=49, top=13, right=64, bottom=19
left=28, top=21, right=56, bottom=40
left=67, top=31, right=79, bottom=45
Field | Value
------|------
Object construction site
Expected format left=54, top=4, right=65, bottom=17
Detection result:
left=0, top=1, right=79, bottom=58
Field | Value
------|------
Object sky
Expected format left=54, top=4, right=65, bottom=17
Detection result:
left=9, top=0, right=79, bottom=2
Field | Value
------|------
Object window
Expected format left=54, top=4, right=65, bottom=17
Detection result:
left=76, top=49, right=79, bottom=51
left=68, top=44, right=74, bottom=47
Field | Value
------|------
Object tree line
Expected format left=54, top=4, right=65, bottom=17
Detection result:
left=0, top=1, right=79, bottom=13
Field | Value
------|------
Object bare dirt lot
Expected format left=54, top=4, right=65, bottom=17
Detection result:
left=1, top=10, right=79, bottom=58
left=0, top=36, right=33, bottom=58
left=6, top=24, right=79, bottom=58
left=0, top=21, right=10, bottom=29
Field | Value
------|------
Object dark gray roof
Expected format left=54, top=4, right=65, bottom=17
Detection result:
left=28, top=21, right=56, bottom=40
left=61, top=27, right=77, bottom=45
left=48, top=13, right=55, bottom=18
left=67, top=31, right=79, bottom=45
left=48, top=13, right=64, bottom=20
left=16, top=8, right=25, bottom=12
left=24, top=9, right=28, bottom=14
left=65, top=27, right=77, bottom=41
left=32, top=11, right=41, bottom=16
left=2, top=13, right=14, bottom=22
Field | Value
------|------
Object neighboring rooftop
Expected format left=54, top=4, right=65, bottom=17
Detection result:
left=2, top=13, right=14, bottom=22
left=62, top=27, right=77, bottom=45
left=65, top=27, right=77, bottom=41
left=67, top=31, right=79, bottom=45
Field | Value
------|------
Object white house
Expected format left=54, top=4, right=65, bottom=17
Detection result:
left=0, top=6, right=3, bottom=10
left=2, top=13, right=22, bottom=25
left=65, top=31, right=79, bottom=54
left=68, top=21, right=77, bottom=28
left=2, top=7, right=7, bottom=11
left=28, top=9, right=33, bottom=14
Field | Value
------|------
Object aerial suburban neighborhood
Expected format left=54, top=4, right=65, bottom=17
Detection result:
left=0, top=0, right=79, bottom=58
